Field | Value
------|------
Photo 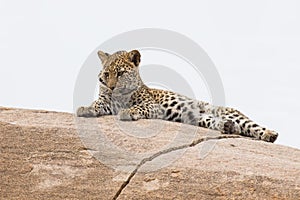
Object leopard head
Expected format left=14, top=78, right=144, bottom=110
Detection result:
left=97, top=50, right=143, bottom=94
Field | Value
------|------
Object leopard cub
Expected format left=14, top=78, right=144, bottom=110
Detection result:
left=77, top=50, right=278, bottom=143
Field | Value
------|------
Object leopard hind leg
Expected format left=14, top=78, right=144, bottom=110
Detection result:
left=221, top=108, right=278, bottom=142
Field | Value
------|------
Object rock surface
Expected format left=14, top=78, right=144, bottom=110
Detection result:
left=0, top=107, right=299, bottom=200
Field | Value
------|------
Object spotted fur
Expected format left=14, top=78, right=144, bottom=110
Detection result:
left=77, top=50, right=278, bottom=143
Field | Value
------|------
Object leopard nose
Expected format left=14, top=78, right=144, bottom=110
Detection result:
left=111, top=86, right=115, bottom=90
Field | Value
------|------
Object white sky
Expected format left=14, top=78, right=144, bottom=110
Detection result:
left=1, top=0, right=300, bottom=149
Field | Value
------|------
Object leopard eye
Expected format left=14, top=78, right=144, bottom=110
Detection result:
left=117, top=71, right=124, bottom=77
left=104, top=72, right=109, bottom=78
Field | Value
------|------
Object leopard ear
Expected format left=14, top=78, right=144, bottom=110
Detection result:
left=97, top=50, right=110, bottom=63
left=128, top=50, right=141, bottom=67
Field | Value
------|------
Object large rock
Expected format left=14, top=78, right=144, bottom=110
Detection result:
left=0, top=107, right=299, bottom=199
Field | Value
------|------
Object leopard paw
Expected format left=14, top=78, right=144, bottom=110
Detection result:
left=76, top=106, right=98, bottom=117
left=261, top=130, right=278, bottom=143
left=118, top=109, right=139, bottom=121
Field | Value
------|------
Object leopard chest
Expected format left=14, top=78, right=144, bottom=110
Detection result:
left=110, top=93, right=133, bottom=114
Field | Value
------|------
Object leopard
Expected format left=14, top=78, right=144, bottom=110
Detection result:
left=76, top=49, right=278, bottom=143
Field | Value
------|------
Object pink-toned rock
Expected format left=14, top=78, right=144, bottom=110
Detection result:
left=0, top=107, right=299, bottom=200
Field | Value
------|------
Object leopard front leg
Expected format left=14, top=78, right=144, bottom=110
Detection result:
left=77, top=85, right=113, bottom=118
left=118, top=104, right=159, bottom=121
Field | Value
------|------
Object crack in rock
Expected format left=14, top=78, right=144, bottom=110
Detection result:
left=112, top=135, right=242, bottom=200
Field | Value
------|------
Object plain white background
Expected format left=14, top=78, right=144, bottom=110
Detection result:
left=0, top=0, right=299, bottom=149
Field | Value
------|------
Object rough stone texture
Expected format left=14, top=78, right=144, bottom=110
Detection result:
left=0, top=107, right=299, bottom=200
